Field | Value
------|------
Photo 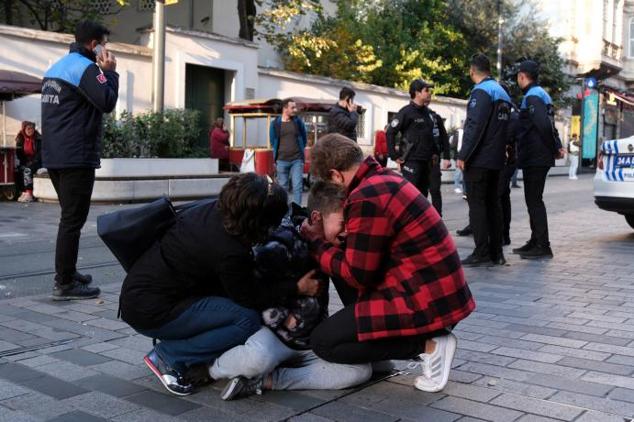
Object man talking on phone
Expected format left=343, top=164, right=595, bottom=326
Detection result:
left=42, top=21, right=119, bottom=300
left=327, top=87, right=359, bottom=142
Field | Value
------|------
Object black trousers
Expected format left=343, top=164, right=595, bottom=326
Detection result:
left=429, top=159, right=442, bottom=216
left=464, top=167, right=503, bottom=259
left=522, top=166, right=550, bottom=247
left=310, top=276, right=444, bottom=364
left=49, top=168, right=95, bottom=285
left=498, top=164, right=516, bottom=241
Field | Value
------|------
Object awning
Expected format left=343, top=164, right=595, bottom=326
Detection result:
left=612, top=91, right=634, bottom=107
left=0, top=69, right=42, bottom=101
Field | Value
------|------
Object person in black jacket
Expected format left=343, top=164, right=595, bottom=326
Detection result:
left=427, top=104, right=451, bottom=216
left=120, top=173, right=322, bottom=396
left=327, top=87, right=359, bottom=141
left=15, top=121, right=42, bottom=203
left=457, top=54, right=512, bottom=267
left=387, top=79, right=450, bottom=214
left=512, top=60, right=565, bottom=259
left=42, top=21, right=119, bottom=300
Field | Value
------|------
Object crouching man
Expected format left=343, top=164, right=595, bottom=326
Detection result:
left=302, top=134, right=476, bottom=393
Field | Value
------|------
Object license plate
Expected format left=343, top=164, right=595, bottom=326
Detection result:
left=616, top=155, right=634, bottom=167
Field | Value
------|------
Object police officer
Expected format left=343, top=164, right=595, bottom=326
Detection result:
left=426, top=101, right=451, bottom=216
left=513, top=60, right=564, bottom=259
left=457, top=54, right=512, bottom=267
left=386, top=79, right=450, bottom=213
left=42, top=21, right=119, bottom=300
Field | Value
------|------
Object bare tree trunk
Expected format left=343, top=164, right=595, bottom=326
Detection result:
left=237, top=0, right=256, bottom=41
left=4, top=0, right=13, bottom=25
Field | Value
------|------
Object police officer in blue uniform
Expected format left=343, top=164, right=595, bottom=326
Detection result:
left=512, top=60, right=564, bottom=259
left=42, top=21, right=119, bottom=300
left=457, top=54, right=512, bottom=267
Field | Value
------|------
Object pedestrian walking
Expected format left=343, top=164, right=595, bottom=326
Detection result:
left=269, top=98, right=308, bottom=206
left=42, top=21, right=119, bottom=300
left=513, top=60, right=565, bottom=260
left=209, top=117, right=231, bottom=171
left=386, top=79, right=450, bottom=215
left=15, top=121, right=42, bottom=203
left=457, top=54, right=512, bottom=267
left=568, top=133, right=580, bottom=180
left=327, top=87, right=359, bottom=142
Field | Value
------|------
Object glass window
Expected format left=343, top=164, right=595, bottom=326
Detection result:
left=630, top=18, right=634, bottom=57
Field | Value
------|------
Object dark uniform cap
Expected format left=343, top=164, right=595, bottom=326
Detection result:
left=409, top=79, right=435, bottom=97
left=518, top=60, right=539, bottom=79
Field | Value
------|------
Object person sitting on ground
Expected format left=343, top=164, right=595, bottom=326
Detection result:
left=15, top=121, right=42, bottom=203
left=119, top=173, right=322, bottom=397
left=302, top=134, right=476, bottom=393
left=209, top=181, right=372, bottom=400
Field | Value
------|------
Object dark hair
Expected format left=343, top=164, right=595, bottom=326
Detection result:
left=307, top=181, right=346, bottom=216
left=281, top=98, right=295, bottom=109
left=218, top=173, right=288, bottom=244
left=470, top=53, right=491, bottom=74
left=409, top=80, right=424, bottom=99
left=75, top=21, right=111, bottom=45
left=311, top=133, right=364, bottom=181
left=339, top=87, right=355, bottom=101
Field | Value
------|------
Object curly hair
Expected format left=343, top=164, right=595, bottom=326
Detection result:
left=218, top=173, right=288, bottom=244
left=310, top=133, right=364, bottom=181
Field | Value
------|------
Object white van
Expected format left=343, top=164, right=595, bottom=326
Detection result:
left=594, top=136, right=634, bottom=229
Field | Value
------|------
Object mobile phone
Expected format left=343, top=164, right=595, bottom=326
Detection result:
left=93, top=44, right=104, bottom=57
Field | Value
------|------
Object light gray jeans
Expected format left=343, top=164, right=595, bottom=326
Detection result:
left=209, top=327, right=372, bottom=390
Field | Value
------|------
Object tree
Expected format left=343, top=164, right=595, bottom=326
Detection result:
left=0, top=0, right=127, bottom=33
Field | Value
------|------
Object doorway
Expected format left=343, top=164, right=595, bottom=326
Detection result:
left=185, top=64, right=226, bottom=149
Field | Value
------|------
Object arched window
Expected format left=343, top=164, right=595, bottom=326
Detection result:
left=630, top=17, right=634, bottom=57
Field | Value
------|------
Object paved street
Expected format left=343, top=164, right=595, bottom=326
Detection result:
left=1, top=172, right=634, bottom=421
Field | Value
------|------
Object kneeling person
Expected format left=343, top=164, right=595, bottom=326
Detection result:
left=210, top=181, right=372, bottom=400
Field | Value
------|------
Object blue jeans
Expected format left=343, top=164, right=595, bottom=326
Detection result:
left=137, top=297, right=261, bottom=370
left=276, top=159, right=304, bottom=205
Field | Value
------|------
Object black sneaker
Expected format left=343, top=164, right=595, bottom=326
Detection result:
left=461, top=254, right=493, bottom=267
left=221, top=376, right=263, bottom=401
left=456, top=225, right=473, bottom=237
left=73, top=271, right=93, bottom=285
left=520, top=245, right=553, bottom=260
left=51, top=281, right=101, bottom=301
left=512, top=240, right=535, bottom=255
left=144, top=349, right=193, bottom=396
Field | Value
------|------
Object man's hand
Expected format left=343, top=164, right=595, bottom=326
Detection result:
left=300, top=218, right=325, bottom=242
left=556, top=148, right=566, bottom=160
left=442, top=159, right=451, bottom=170
left=396, top=158, right=404, bottom=165
left=346, top=100, right=357, bottom=113
left=97, top=48, right=117, bottom=72
left=297, top=269, right=320, bottom=297
left=456, top=159, right=465, bottom=170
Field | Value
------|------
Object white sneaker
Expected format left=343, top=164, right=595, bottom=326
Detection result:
left=569, top=176, right=578, bottom=180
left=17, top=192, right=27, bottom=202
left=454, top=188, right=463, bottom=194
left=414, top=332, right=457, bottom=393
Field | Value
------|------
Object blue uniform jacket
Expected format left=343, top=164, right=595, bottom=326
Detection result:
left=41, top=43, right=119, bottom=169
left=269, top=116, right=307, bottom=162
left=516, top=84, right=563, bottom=169
left=458, top=77, right=512, bottom=170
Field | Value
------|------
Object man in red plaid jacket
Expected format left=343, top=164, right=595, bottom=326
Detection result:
left=302, top=134, right=475, bottom=393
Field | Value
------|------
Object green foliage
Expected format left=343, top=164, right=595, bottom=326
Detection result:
left=102, top=109, right=205, bottom=159
left=265, top=0, right=570, bottom=104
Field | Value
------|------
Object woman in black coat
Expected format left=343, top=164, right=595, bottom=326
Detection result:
left=119, top=173, right=320, bottom=396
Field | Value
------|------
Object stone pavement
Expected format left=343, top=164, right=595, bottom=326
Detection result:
left=1, top=173, right=634, bottom=421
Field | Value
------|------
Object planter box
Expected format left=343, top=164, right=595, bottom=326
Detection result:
left=34, top=158, right=231, bottom=203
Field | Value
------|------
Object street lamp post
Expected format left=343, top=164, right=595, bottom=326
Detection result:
left=152, top=0, right=166, bottom=113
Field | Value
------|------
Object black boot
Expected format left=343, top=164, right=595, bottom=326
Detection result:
left=461, top=254, right=492, bottom=267
left=512, top=239, right=534, bottom=254
left=520, top=245, right=553, bottom=260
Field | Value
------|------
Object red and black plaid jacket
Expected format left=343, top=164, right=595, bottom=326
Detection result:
left=311, top=156, right=475, bottom=341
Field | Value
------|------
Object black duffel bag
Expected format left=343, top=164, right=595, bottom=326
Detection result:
left=97, top=196, right=216, bottom=272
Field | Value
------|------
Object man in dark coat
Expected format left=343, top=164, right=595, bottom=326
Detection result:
left=327, top=87, right=359, bottom=141
left=42, top=21, right=119, bottom=300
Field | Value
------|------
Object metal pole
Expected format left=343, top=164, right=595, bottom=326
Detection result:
left=496, top=0, right=503, bottom=81
left=152, top=0, right=166, bottom=113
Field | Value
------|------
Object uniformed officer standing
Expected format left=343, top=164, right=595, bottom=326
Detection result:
left=513, top=60, right=564, bottom=259
left=457, top=54, right=512, bottom=267
left=386, top=79, right=450, bottom=214
left=425, top=100, right=451, bottom=216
